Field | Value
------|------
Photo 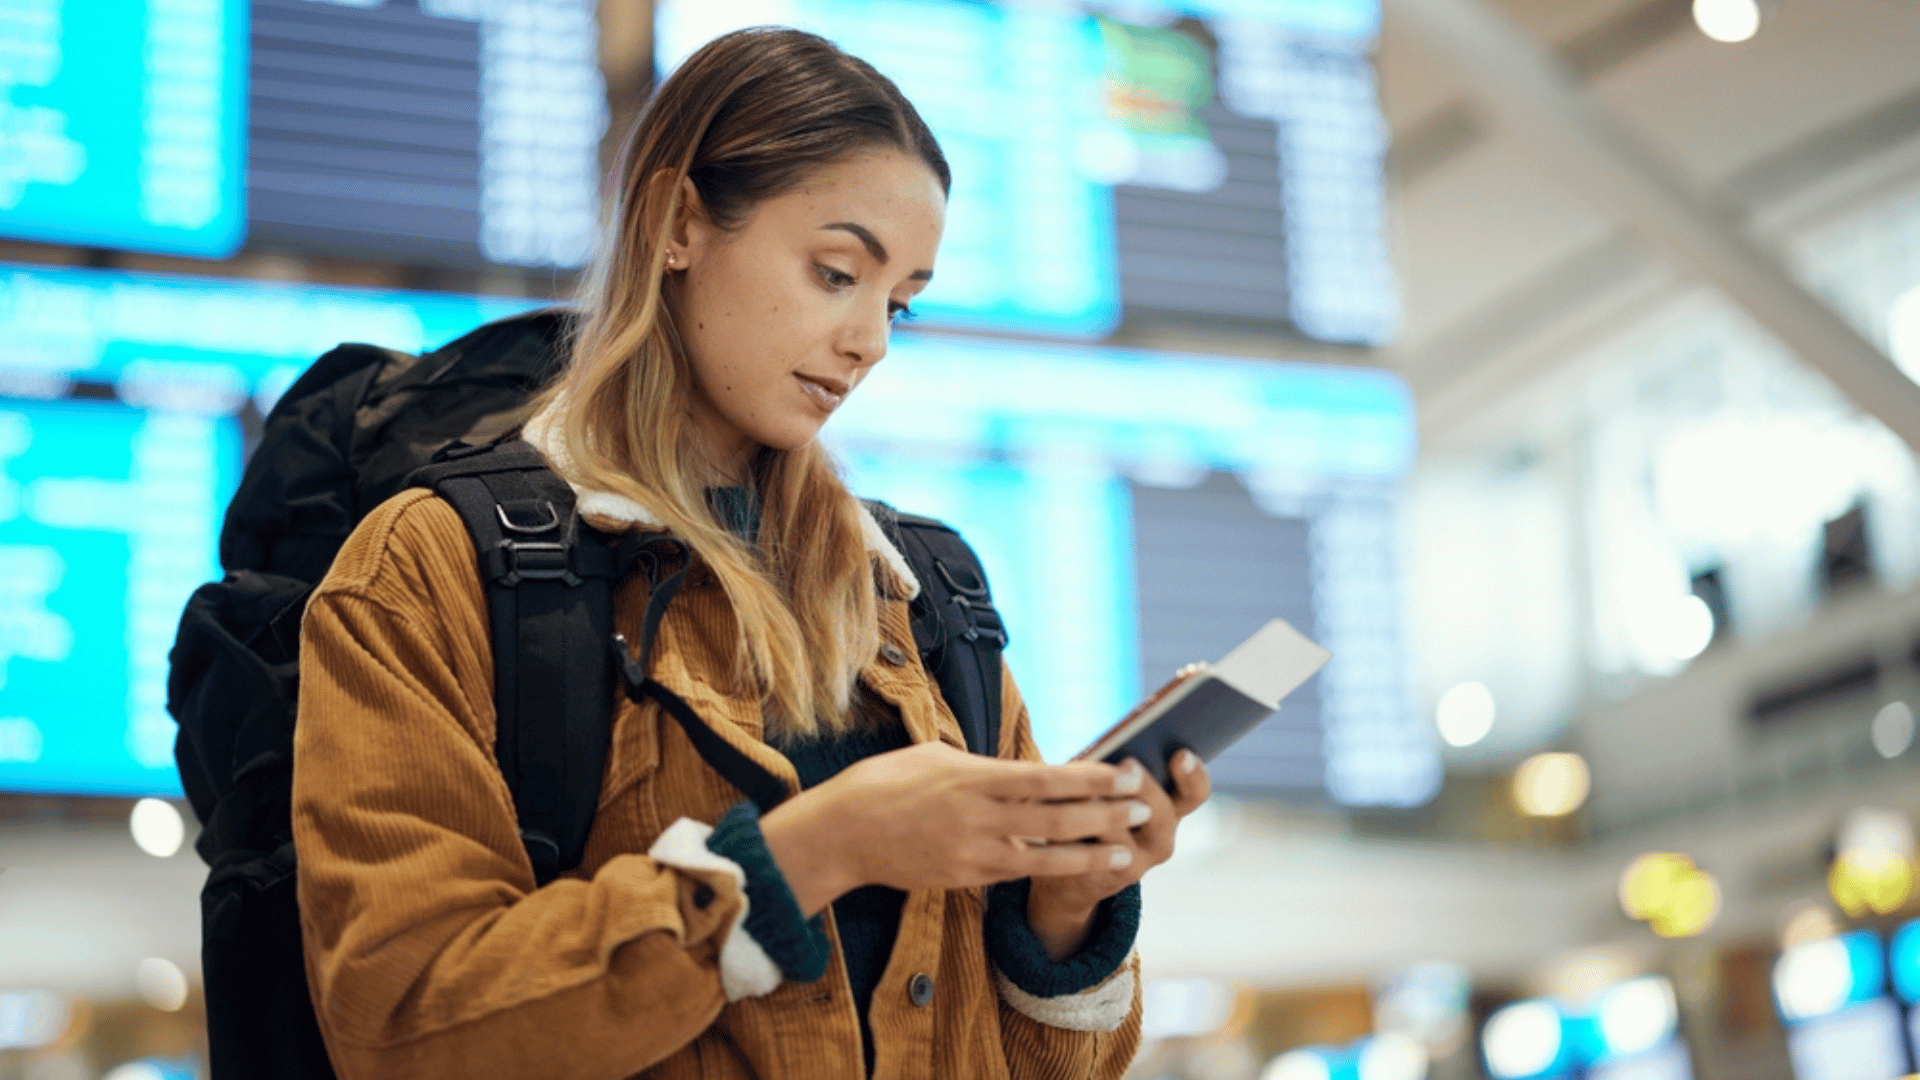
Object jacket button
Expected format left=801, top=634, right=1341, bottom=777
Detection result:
left=879, top=642, right=909, bottom=667
left=908, top=972, right=935, bottom=1007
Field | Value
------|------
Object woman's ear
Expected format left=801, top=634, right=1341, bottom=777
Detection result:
left=664, top=175, right=716, bottom=271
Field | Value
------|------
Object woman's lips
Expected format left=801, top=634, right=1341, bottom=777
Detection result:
left=794, top=373, right=846, bottom=412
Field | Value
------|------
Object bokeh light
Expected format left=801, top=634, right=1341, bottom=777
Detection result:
left=1839, top=807, right=1913, bottom=858
left=1435, top=681, right=1496, bottom=748
left=128, top=798, right=184, bottom=859
left=1650, top=868, right=1720, bottom=938
left=134, top=958, right=188, bottom=1012
left=1830, top=808, right=1916, bottom=917
left=1692, top=0, right=1761, bottom=42
left=1872, top=701, right=1915, bottom=759
left=1829, top=855, right=1913, bottom=918
left=0, top=990, right=71, bottom=1050
left=1773, top=936, right=1853, bottom=1022
left=1619, top=853, right=1693, bottom=920
left=1482, top=1000, right=1562, bottom=1080
left=1635, top=593, right=1714, bottom=664
left=1511, top=752, right=1591, bottom=817
left=1596, top=976, right=1678, bottom=1058
left=1891, top=919, right=1920, bottom=1004
left=1893, top=282, right=1920, bottom=379
left=1262, top=1049, right=1333, bottom=1080
left=1618, top=852, right=1719, bottom=937
left=1356, top=1032, right=1428, bottom=1080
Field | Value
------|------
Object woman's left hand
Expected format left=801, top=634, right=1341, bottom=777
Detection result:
left=1024, top=750, right=1212, bottom=960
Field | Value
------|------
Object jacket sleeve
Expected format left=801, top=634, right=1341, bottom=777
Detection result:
left=292, top=491, right=751, bottom=1080
left=988, top=669, right=1145, bottom=1080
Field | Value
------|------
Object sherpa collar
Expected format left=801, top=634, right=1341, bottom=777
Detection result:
left=522, top=403, right=920, bottom=599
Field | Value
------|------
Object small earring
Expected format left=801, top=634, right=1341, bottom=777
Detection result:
left=665, top=251, right=678, bottom=269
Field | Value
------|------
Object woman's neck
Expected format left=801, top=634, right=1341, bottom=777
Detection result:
left=683, top=393, right=757, bottom=486
left=681, top=425, right=756, bottom=488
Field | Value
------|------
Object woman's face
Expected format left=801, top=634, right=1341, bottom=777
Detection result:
left=667, top=148, right=947, bottom=478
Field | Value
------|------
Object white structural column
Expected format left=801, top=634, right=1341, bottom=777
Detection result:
left=1383, top=0, right=1920, bottom=454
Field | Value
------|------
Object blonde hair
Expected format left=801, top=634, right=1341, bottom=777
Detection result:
left=535, top=29, right=949, bottom=738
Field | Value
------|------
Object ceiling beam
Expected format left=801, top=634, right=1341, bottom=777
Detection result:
left=1386, top=0, right=1694, bottom=189
left=1382, top=0, right=1920, bottom=453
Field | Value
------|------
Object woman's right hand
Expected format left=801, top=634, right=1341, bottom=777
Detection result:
left=759, top=741, right=1149, bottom=915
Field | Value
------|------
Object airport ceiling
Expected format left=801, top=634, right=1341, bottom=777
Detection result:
left=1375, top=0, right=1920, bottom=448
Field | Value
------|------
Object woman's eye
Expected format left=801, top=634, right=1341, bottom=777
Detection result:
left=889, top=304, right=916, bottom=325
left=815, top=264, right=856, bottom=289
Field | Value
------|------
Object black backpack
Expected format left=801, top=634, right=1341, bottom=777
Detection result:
left=166, top=308, right=1009, bottom=1080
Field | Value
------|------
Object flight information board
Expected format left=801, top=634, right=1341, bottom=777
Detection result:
left=829, top=332, right=1437, bottom=805
left=246, top=0, right=605, bottom=269
left=0, top=0, right=248, bottom=257
left=0, top=400, right=239, bottom=794
left=656, top=0, right=1394, bottom=344
left=0, top=263, right=1433, bottom=806
left=0, top=0, right=606, bottom=267
left=1, top=0, right=1392, bottom=343
left=0, top=264, right=537, bottom=797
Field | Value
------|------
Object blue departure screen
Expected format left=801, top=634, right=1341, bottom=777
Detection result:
left=827, top=334, right=1425, bottom=801
left=0, top=263, right=1430, bottom=805
left=654, top=0, right=1394, bottom=344
left=0, top=0, right=249, bottom=257
left=0, top=399, right=238, bottom=795
left=0, top=264, right=538, bottom=797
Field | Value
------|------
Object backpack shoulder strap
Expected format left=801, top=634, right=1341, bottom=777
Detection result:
left=409, top=442, right=619, bottom=886
left=864, top=501, right=1008, bottom=759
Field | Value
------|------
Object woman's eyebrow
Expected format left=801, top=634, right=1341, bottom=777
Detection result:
left=823, top=221, right=934, bottom=281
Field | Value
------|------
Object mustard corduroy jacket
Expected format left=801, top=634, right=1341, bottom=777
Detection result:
left=292, top=478, right=1144, bottom=1080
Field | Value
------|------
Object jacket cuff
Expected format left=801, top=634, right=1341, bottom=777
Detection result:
left=986, top=878, right=1139, bottom=998
left=646, top=817, right=781, bottom=1001
left=995, top=962, right=1137, bottom=1033
left=703, top=802, right=831, bottom=984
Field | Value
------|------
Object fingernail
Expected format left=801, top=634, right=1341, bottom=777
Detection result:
left=1128, top=801, right=1152, bottom=826
left=1179, top=751, right=1200, bottom=774
left=1109, top=846, right=1134, bottom=869
left=1114, top=764, right=1143, bottom=794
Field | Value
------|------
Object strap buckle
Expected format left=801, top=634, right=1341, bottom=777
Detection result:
left=948, top=596, right=1007, bottom=647
left=499, top=540, right=578, bottom=586
left=935, top=561, right=1007, bottom=648
left=491, top=498, right=584, bottom=586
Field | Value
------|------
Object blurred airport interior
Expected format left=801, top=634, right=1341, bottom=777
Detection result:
left=2, top=0, right=1920, bottom=1077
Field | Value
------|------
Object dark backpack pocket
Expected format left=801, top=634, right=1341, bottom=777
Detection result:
left=201, top=841, right=336, bottom=1080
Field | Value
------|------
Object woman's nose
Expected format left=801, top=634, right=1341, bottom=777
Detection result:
left=842, top=303, right=892, bottom=369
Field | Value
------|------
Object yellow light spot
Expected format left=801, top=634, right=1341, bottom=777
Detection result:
left=1828, top=853, right=1914, bottom=918
left=1619, top=853, right=1692, bottom=921
left=1619, top=852, right=1719, bottom=937
left=1648, top=868, right=1720, bottom=938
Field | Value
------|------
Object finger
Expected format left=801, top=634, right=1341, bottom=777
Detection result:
left=1126, top=764, right=1180, bottom=860
left=1014, top=840, right=1136, bottom=879
left=1168, top=750, right=1212, bottom=815
left=966, top=757, right=1137, bottom=802
left=990, top=795, right=1150, bottom=842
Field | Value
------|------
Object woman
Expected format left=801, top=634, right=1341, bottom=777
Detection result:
left=292, top=27, right=1211, bottom=1080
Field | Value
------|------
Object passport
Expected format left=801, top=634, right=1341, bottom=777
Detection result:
left=1074, top=619, right=1332, bottom=791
